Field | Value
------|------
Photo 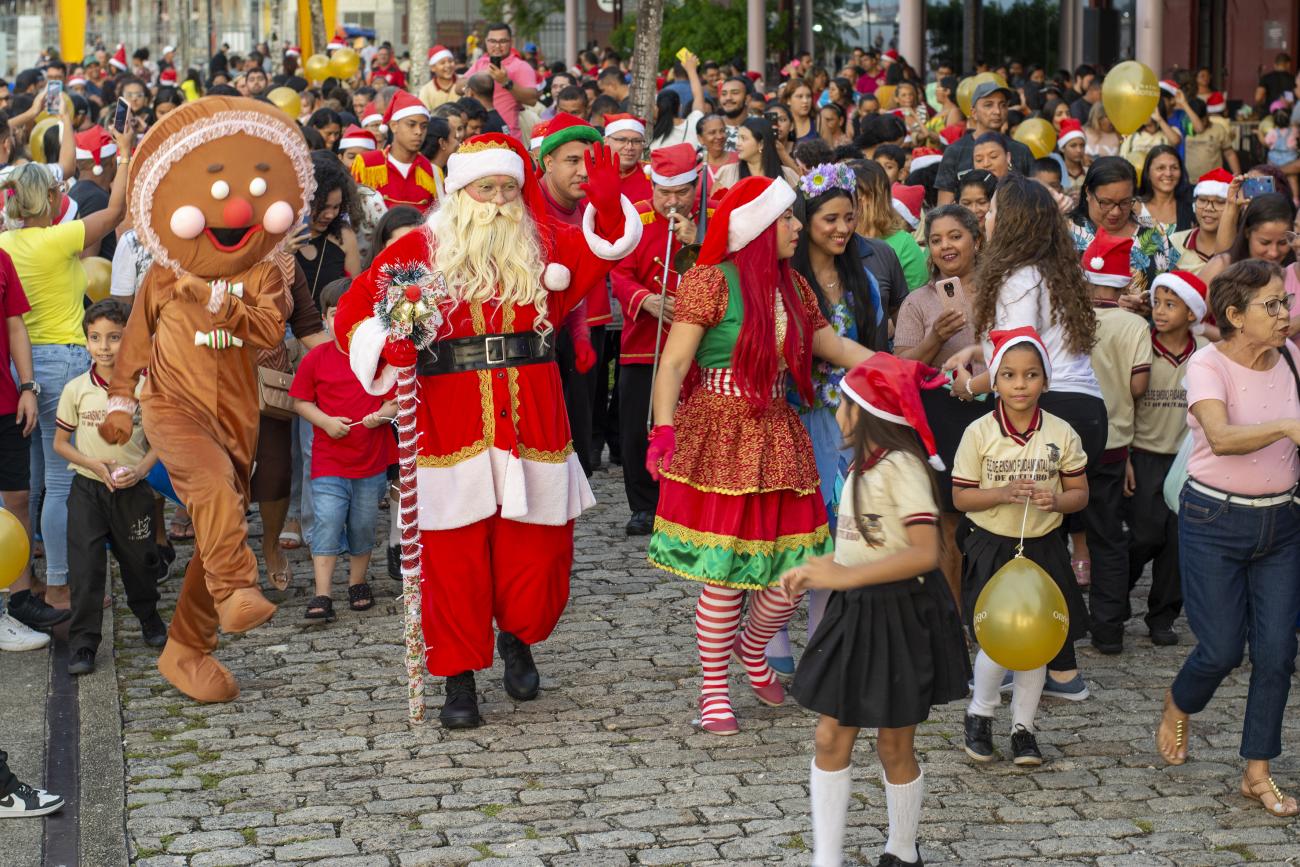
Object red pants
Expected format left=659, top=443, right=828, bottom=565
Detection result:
left=419, top=514, right=574, bottom=676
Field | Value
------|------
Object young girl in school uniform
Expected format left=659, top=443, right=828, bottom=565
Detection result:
left=784, top=354, right=969, bottom=867
left=952, top=327, right=1090, bottom=767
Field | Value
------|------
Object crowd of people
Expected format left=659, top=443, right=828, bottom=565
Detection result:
left=0, top=26, right=1298, bottom=866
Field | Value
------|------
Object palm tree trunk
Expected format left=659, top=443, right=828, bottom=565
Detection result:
left=629, top=0, right=665, bottom=126
left=309, top=0, right=326, bottom=56
left=409, top=0, right=432, bottom=89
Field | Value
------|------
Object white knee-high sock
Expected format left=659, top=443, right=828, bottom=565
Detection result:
left=1011, top=666, right=1047, bottom=732
left=968, top=649, right=1005, bottom=718
left=883, top=770, right=924, bottom=863
left=810, top=760, right=852, bottom=867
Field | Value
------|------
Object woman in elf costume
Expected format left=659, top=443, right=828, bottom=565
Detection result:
left=646, top=175, right=873, bottom=735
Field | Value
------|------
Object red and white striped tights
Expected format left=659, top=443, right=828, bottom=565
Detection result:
left=696, top=584, right=804, bottom=727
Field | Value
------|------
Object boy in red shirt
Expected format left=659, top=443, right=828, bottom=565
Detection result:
left=290, top=279, right=396, bottom=623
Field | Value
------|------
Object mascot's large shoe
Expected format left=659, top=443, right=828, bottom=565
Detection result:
left=97, top=96, right=314, bottom=704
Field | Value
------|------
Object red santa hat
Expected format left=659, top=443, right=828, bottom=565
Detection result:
left=528, top=119, right=550, bottom=151
left=55, top=193, right=78, bottom=224
left=338, top=124, right=376, bottom=152
left=327, top=29, right=347, bottom=51
left=602, top=112, right=646, bottom=138
left=882, top=49, right=900, bottom=65
left=285, top=46, right=302, bottom=58
left=989, top=326, right=1052, bottom=383
left=650, top=143, right=699, bottom=187
left=74, top=126, right=117, bottom=176
left=428, top=45, right=454, bottom=66
left=1081, top=229, right=1134, bottom=288
left=1158, top=79, right=1180, bottom=96
left=909, top=146, right=942, bottom=172
left=360, top=102, right=384, bottom=128
left=696, top=176, right=796, bottom=265
left=1057, top=117, right=1084, bottom=148
left=109, top=43, right=128, bottom=72
left=66, top=76, right=88, bottom=88
left=840, top=354, right=948, bottom=471
left=159, top=67, right=177, bottom=86
left=383, top=90, right=429, bottom=127
left=1194, top=167, right=1232, bottom=200
left=891, top=183, right=924, bottom=229
left=1206, top=91, right=1226, bottom=114
left=940, top=122, right=967, bottom=146
left=1150, top=270, right=1209, bottom=325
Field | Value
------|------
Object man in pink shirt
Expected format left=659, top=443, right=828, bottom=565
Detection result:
left=463, top=23, right=539, bottom=140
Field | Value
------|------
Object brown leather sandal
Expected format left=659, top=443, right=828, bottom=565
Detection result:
left=1156, top=693, right=1189, bottom=766
left=1241, top=774, right=1300, bottom=817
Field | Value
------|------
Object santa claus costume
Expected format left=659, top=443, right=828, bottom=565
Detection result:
left=335, top=134, right=642, bottom=728
left=645, top=176, right=871, bottom=734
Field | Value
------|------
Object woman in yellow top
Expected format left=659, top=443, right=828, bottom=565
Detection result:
left=0, top=126, right=131, bottom=607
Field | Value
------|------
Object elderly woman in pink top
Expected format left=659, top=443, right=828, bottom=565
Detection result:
left=1157, top=259, right=1300, bottom=817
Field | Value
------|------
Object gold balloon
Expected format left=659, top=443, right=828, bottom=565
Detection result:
left=874, top=85, right=896, bottom=111
left=28, top=116, right=60, bottom=163
left=1125, top=149, right=1146, bottom=184
left=972, top=556, right=1069, bottom=671
left=0, top=508, right=30, bottom=590
left=1013, top=117, right=1057, bottom=159
left=957, top=72, right=1010, bottom=117
left=329, top=47, right=360, bottom=81
left=266, top=87, right=302, bottom=120
left=1102, top=60, right=1160, bottom=136
left=304, top=53, right=331, bottom=83
left=83, top=257, right=112, bottom=303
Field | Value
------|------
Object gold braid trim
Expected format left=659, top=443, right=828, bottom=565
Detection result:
left=416, top=441, right=489, bottom=467
left=646, top=556, right=777, bottom=591
left=652, top=517, right=829, bottom=555
left=658, top=469, right=819, bottom=497
left=458, top=140, right=514, bottom=155
left=518, top=443, right=574, bottom=463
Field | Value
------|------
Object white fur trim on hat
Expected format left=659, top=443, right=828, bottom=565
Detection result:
left=362, top=112, right=384, bottom=126
left=1085, top=269, right=1131, bottom=288
left=349, top=317, right=401, bottom=396
left=529, top=135, right=545, bottom=150
left=650, top=168, right=698, bottom=187
left=338, top=136, right=375, bottom=151
left=1150, top=273, right=1207, bottom=323
left=1057, top=129, right=1084, bottom=147
left=910, top=154, right=942, bottom=171
left=1194, top=179, right=1230, bottom=199
left=728, top=179, right=797, bottom=252
left=839, top=378, right=907, bottom=425
left=444, top=147, right=525, bottom=194
left=1159, top=80, right=1179, bottom=96
left=891, top=197, right=920, bottom=228
left=989, top=335, right=1053, bottom=382
left=1207, top=101, right=1225, bottom=114
left=428, top=48, right=453, bottom=66
left=581, top=196, right=643, bottom=260
left=543, top=262, right=571, bottom=290
left=604, top=117, right=646, bottom=137
left=389, top=104, right=430, bottom=124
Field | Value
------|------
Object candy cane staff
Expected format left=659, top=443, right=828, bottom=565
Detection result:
left=333, top=133, right=643, bottom=729
left=644, top=175, right=873, bottom=735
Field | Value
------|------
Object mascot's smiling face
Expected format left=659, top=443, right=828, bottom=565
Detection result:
left=129, top=96, right=314, bottom=279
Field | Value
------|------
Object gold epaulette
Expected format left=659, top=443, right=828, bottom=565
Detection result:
left=352, top=154, right=387, bottom=190
left=414, top=166, right=438, bottom=196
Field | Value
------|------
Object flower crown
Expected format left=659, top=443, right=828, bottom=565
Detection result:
left=800, top=163, right=857, bottom=198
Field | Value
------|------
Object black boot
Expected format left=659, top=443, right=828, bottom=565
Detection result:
left=439, top=672, right=482, bottom=729
left=497, top=631, right=540, bottom=700
left=625, top=510, right=654, bottom=536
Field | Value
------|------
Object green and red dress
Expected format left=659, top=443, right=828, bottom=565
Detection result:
left=648, top=262, right=833, bottom=589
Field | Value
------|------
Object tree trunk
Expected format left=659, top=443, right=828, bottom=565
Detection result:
left=962, top=0, right=981, bottom=74
left=629, top=0, right=665, bottom=126
left=409, top=0, right=432, bottom=89
left=309, top=0, right=326, bottom=56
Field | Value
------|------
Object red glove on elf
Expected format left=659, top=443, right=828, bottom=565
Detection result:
left=646, top=424, right=675, bottom=481
left=382, top=339, right=417, bottom=368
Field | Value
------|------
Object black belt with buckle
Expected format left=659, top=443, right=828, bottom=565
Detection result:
left=417, top=332, right=554, bottom=375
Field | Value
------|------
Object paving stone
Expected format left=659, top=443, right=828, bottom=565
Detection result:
left=274, top=837, right=360, bottom=860
left=165, top=830, right=248, bottom=854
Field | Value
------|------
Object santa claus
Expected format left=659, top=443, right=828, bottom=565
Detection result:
left=334, top=134, right=642, bottom=727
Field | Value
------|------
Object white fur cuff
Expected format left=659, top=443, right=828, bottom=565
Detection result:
left=581, top=196, right=643, bottom=261
left=349, top=317, right=401, bottom=397
left=106, top=396, right=138, bottom=416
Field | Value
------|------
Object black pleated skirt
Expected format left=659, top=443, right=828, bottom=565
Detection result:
left=790, top=570, right=971, bottom=729
left=958, top=521, right=1088, bottom=646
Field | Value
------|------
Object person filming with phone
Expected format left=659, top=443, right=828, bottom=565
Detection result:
left=1197, top=190, right=1298, bottom=338
left=459, top=22, right=538, bottom=140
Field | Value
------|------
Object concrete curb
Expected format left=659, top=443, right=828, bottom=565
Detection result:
left=77, top=581, right=129, bottom=867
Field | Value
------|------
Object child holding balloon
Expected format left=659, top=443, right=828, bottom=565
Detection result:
left=783, top=354, right=969, bottom=867
left=951, top=327, right=1089, bottom=766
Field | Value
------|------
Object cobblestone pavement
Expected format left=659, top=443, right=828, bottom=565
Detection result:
left=114, top=465, right=1300, bottom=866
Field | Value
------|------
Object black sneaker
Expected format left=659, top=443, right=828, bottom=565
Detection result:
left=877, top=852, right=924, bottom=866
left=439, top=671, right=482, bottom=729
left=0, top=782, right=64, bottom=817
left=140, top=612, right=168, bottom=648
left=67, top=648, right=96, bottom=676
left=6, top=590, right=71, bottom=630
left=963, top=712, right=996, bottom=762
left=388, top=544, right=401, bottom=581
left=1149, top=627, right=1178, bottom=646
left=1011, top=724, right=1043, bottom=766
left=497, top=631, right=540, bottom=700
left=625, top=510, right=654, bottom=536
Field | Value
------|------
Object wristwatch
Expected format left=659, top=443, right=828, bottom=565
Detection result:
left=19, top=381, right=40, bottom=396
left=503, top=78, right=514, bottom=90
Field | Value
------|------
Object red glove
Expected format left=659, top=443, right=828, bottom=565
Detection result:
left=579, top=143, right=623, bottom=223
left=382, top=339, right=417, bottom=368
left=574, top=338, right=597, bottom=374
left=646, top=424, right=676, bottom=481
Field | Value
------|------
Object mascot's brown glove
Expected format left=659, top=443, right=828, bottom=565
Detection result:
left=99, top=407, right=135, bottom=445
left=174, top=274, right=213, bottom=305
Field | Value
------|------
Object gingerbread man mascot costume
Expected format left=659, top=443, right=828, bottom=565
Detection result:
left=334, top=134, right=642, bottom=727
left=101, top=97, right=314, bottom=703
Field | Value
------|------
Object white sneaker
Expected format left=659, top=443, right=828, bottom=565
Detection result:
left=0, top=783, right=64, bottom=817
left=0, top=613, right=50, bottom=651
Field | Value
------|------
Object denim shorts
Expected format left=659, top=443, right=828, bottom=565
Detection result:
left=309, top=472, right=387, bottom=557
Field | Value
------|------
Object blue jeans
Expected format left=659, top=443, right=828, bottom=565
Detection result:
left=308, top=472, right=386, bottom=557
left=29, top=344, right=90, bottom=586
left=1172, top=483, right=1300, bottom=760
left=297, top=418, right=315, bottom=544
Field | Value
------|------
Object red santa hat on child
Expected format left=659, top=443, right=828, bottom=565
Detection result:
left=66, top=76, right=88, bottom=89
left=528, top=119, right=550, bottom=152
left=360, top=102, right=385, bottom=128
left=650, top=143, right=699, bottom=187
left=988, top=326, right=1052, bottom=383
left=110, top=44, right=128, bottom=72
left=602, top=112, right=646, bottom=138
left=940, top=122, right=967, bottom=146
left=695, top=176, right=796, bottom=266
left=1194, top=167, right=1232, bottom=200
left=1206, top=91, right=1226, bottom=114
left=338, top=124, right=376, bottom=152
left=891, top=183, right=924, bottom=228
left=159, top=67, right=177, bottom=86
left=285, top=46, right=302, bottom=58
left=327, top=29, right=347, bottom=51
left=74, top=126, right=117, bottom=176
left=1159, top=79, right=1180, bottom=96
left=909, top=146, right=942, bottom=172
left=1057, top=118, right=1084, bottom=148
left=383, top=91, right=430, bottom=128
left=427, top=45, right=454, bottom=66
left=882, top=49, right=900, bottom=66
left=1081, top=229, right=1134, bottom=288
left=1150, top=270, right=1209, bottom=325
left=840, top=354, right=948, bottom=470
